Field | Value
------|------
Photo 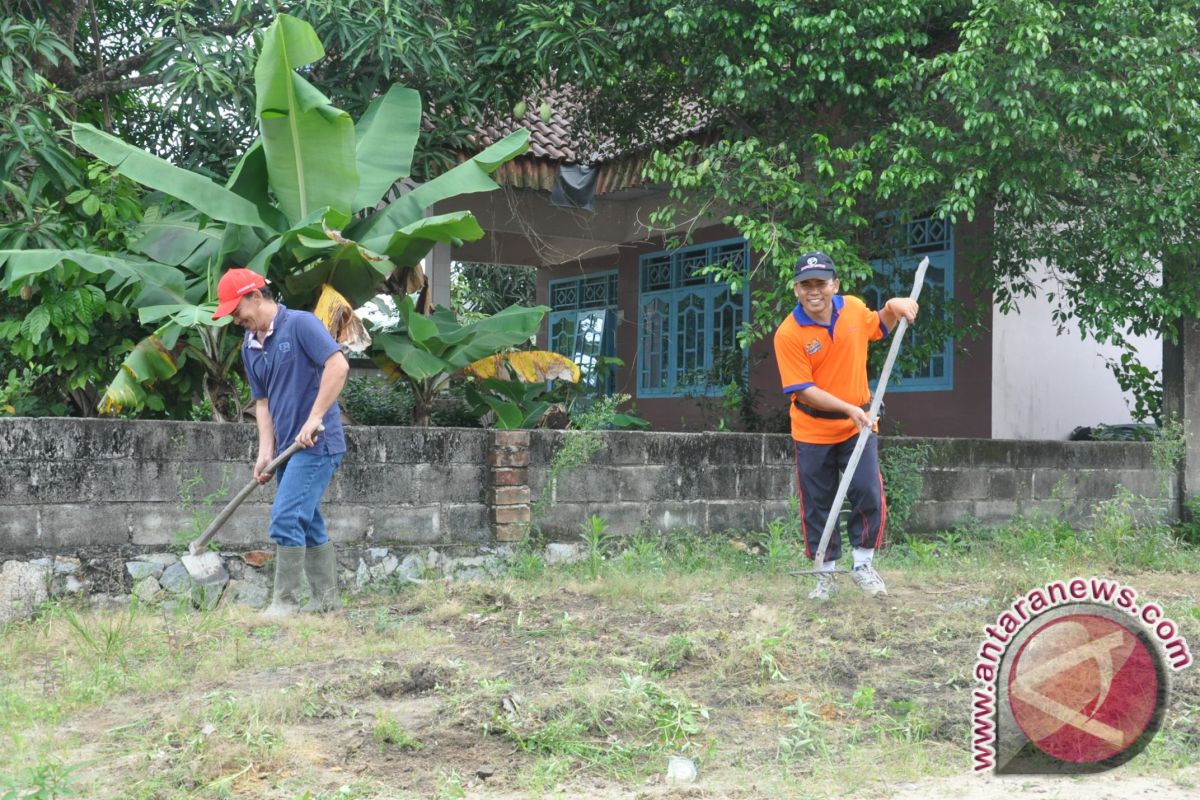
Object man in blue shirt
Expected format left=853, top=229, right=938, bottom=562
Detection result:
left=212, top=268, right=349, bottom=617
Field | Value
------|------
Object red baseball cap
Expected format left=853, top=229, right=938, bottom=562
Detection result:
left=211, top=268, right=267, bottom=319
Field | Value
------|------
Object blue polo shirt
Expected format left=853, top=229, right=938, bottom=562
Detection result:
left=243, top=305, right=346, bottom=456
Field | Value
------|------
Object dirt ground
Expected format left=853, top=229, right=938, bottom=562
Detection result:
left=4, top=562, right=1198, bottom=799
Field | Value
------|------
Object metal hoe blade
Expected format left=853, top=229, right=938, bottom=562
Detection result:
left=181, top=550, right=229, bottom=584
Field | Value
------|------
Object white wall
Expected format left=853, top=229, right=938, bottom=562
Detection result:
left=991, top=267, right=1161, bottom=440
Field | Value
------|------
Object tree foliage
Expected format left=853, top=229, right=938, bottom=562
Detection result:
left=451, top=261, right=537, bottom=321
left=9, top=1, right=556, bottom=175
left=6, top=0, right=1197, bottom=418
left=373, top=297, right=549, bottom=426
left=521, top=0, right=1200, bottom=402
left=1, top=12, right=530, bottom=421
left=0, top=15, right=186, bottom=415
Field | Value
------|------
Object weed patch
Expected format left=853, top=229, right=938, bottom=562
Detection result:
left=1, top=507, right=1197, bottom=799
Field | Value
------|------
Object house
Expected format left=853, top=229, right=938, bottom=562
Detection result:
left=432, top=112, right=1159, bottom=439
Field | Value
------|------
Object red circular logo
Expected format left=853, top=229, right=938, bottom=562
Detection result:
left=1008, top=614, right=1159, bottom=763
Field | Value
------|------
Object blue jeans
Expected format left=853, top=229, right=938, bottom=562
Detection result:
left=269, top=450, right=344, bottom=547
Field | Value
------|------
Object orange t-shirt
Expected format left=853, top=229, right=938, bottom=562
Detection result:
left=773, top=295, right=886, bottom=444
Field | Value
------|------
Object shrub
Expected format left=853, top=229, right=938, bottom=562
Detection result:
left=880, top=440, right=931, bottom=536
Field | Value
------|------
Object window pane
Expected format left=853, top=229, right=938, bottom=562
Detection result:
left=679, top=251, right=709, bottom=286
left=579, top=274, right=614, bottom=309
left=549, top=272, right=618, bottom=396
left=637, top=239, right=750, bottom=396
left=550, top=314, right=575, bottom=356
left=676, top=292, right=706, bottom=383
left=551, top=283, right=578, bottom=311
left=640, top=297, right=671, bottom=390
left=867, top=217, right=953, bottom=390
left=575, top=310, right=606, bottom=388
left=643, top=255, right=673, bottom=292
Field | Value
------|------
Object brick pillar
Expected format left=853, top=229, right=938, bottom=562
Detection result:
left=488, top=430, right=532, bottom=542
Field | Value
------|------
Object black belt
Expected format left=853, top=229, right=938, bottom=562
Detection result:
left=792, top=398, right=877, bottom=420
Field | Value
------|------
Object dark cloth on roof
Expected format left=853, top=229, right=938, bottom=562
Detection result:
left=550, top=164, right=598, bottom=211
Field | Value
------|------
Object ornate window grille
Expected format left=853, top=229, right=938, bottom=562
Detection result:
left=862, top=216, right=955, bottom=391
left=637, top=239, right=750, bottom=397
left=548, top=272, right=618, bottom=395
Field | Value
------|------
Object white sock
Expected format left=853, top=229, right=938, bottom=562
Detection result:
left=853, top=547, right=873, bottom=569
left=819, top=560, right=836, bottom=573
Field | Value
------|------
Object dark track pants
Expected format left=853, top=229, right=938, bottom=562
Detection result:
left=794, top=434, right=887, bottom=562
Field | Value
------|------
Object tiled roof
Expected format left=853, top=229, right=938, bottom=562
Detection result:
left=470, top=91, right=712, bottom=196
left=478, top=104, right=583, bottom=162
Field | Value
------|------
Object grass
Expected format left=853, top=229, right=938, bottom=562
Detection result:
left=373, top=712, right=423, bottom=752
left=1, top=497, right=1198, bottom=798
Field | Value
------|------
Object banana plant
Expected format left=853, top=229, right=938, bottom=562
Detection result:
left=463, top=350, right=581, bottom=384
left=462, top=350, right=581, bottom=429
left=372, top=295, right=549, bottom=427
left=0, top=12, right=529, bottom=419
left=464, top=378, right=555, bottom=429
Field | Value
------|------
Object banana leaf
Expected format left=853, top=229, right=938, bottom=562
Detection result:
left=282, top=225, right=395, bottom=309
left=138, top=303, right=229, bottom=328
left=397, top=295, right=547, bottom=363
left=313, top=283, right=371, bottom=352
left=71, top=124, right=271, bottom=229
left=0, top=249, right=186, bottom=301
left=97, top=331, right=181, bottom=415
left=131, top=211, right=221, bottom=267
left=464, top=378, right=551, bottom=429
left=384, top=296, right=549, bottom=373
left=244, top=207, right=348, bottom=275
left=373, top=298, right=548, bottom=384
left=464, top=350, right=581, bottom=383
left=256, top=14, right=357, bottom=224
left=373, top=331, right=450, bottom=381
left=223, top=140, right=287, bottom=230
left=353, top=129, right=530, bottom=239
left=353, top=85, right=421, bottom=212
left=362, top=211, right=485, bottom=267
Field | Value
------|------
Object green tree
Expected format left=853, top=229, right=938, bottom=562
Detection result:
left=451, top=262, right=537, bottom=321
left=14, top=1, right=554, bottom=176
left=512, top=0, right=1200, bottom=414
left=0, top=2, right=562, bottom=415
left=0, top=16, right=195, bottom=415
left=0, top=13, right=530, bottom=420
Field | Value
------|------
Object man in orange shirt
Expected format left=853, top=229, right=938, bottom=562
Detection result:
left=773, top=252, right=919, bottom=600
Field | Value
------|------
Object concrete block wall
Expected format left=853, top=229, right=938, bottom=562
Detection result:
left=910, top=438, right=1169, bottom=532
left=0, top=418, right=491, bottom=556
left=527, top=431, right=796, bottom=537
left=0, top=418, right=1174, bottom=557
left=526, top=431, right=1173, bottom=538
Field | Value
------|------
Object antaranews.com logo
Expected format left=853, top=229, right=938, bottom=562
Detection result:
left=972, top=576, right=1193, bottom=774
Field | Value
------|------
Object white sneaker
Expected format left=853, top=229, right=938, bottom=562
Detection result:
left=851, top=564, right=887, bottom=597
left=808, top=572, right=838, bottom=601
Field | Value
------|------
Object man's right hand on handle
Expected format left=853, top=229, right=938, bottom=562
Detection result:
left=847, top=405, right=874, bottom=431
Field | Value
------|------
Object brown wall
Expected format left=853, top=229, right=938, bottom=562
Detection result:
left=878, top=212, right=993, bottom=438
left=537, top=224, right=762, bottom=431
left=539, top=216, right=994, bottom=437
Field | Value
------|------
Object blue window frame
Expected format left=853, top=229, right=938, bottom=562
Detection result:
left=862, top=216, right=954, bottom=392
left=637, top=238, right=750, bottom=397
left=548, top=272, right=618, bottom=395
